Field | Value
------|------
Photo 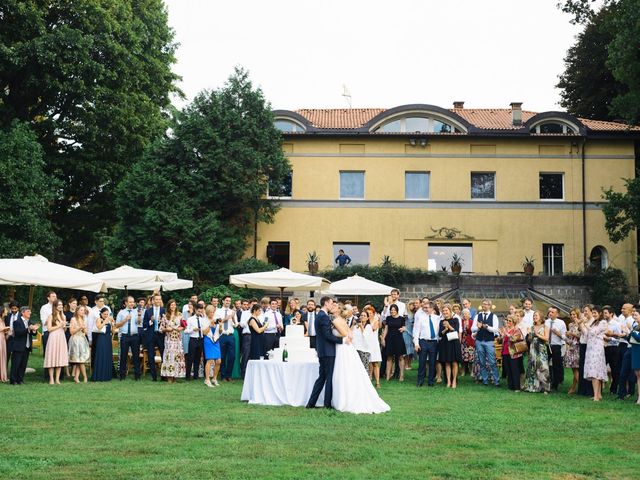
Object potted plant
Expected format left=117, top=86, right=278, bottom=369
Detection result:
left=450, top=253, right=463, bottom=275
left=522, top=256, right=535, bottom=275
left=307, top=251, right=319, bottom=274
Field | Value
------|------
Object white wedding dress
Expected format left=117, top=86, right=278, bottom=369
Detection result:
left=332, top=329, right=390, bottom=414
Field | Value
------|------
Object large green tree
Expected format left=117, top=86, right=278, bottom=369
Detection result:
left=0, top=122, right=57, bottom=257
left=0, top=0, right=179, bottom=269
left=558, top=0, right=640, bottom=124
left=105, top=67, right=290, bottom=284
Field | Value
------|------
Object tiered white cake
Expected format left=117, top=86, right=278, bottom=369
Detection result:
left=270, top=325, right=318, bottom=362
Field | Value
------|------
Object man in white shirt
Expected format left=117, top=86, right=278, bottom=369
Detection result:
left=413, top=298, right=440, bottom=387
left=303, top=299, right=318, bottom=349
left=602, top=305, right=622, bottom=394
left=114, top=296, right=141, bottom=381
left=239, top=298, right=256, bottom=378
left=263, top=298, right=283, bottom=353
left=545, top=306, right=566, bottom=391
left=471, top=299, right=500, bottom=386
left=214, top=295, right=238, bottom=382
left=617, top=303, right=636, bottom=400
left=39, top=290, right=57, bottom=380
left=521, top=298, right=534, bottom=333
left=382, top=289, right=406, bottom=318
left=185, top=304, right=206, bottom=380
left=182, top=295, right=198, bottom=320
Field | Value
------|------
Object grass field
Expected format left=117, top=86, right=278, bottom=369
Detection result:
left=2, top=353, right=639, bottom=480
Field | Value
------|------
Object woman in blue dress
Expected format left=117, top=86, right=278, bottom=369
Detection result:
left=91, top=307, right=114, bottom=382
left=203, top=305, right=221, bottom=387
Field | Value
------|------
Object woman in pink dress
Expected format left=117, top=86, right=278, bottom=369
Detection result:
left=43, top=300, right=69, bottom=385
left=0, top=306, right=9, bottom=382
left=581, top=305, right=608, bottom=401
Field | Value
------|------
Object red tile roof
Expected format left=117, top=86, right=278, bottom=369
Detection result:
left=292, top=107, right=639, bottom=132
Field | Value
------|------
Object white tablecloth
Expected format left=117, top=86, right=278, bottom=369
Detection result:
left=241, top=360, right=324, bottom=407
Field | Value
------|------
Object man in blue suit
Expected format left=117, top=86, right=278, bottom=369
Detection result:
left=306, top=296, right=348, bottom=409
left=142, top=293, right=165, bottom=381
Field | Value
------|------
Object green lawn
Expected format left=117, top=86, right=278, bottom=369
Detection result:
left=2, top=353, right=639, bottom=480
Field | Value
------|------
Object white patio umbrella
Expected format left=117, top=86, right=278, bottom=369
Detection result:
left=95, top=265, right=178, bottom=290
left=0, top=255, right=107, bottom=308
left=229, top=267, right=330, bottom=301
left=322, top=273, right=395, bottom=305
left=125, top=278, right=193, bottom=292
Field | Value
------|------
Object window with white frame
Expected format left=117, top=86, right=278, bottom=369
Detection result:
left=543, top=244, right=564, bottom=276
left=340, top=171, right=365, bottom=199
left=531, top=122, right=577, bottom=134
left=428, top=243, right=473, bottom=272
left=274, top=119, right=306, bottom=133
left=405, top=172, right=430, bottom=200
left=539, top=173, right=564, bottom=200
left=376, top=116, right=461, bottom=133
left=470, top=172, right=495, bottom=200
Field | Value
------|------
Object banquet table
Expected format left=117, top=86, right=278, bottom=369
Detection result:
left=241, top=360, right=324, bottom=407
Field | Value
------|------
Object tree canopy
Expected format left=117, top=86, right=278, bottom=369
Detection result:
left=557, top=0, right=640, bottom=124
left=0, top=122, right=57, bottom=257
left=0, top=0, right=180, bottom=267
left=105, top=67, right=290, bottom=284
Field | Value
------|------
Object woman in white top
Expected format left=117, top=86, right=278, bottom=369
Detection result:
left=352, top=310, right=371, bottom=370
left=364, top=305, right=382, bottom=388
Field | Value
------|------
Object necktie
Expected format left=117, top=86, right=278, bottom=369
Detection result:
left=429, top=315, right=436, bottom=339
left=273, top=311, right=278, bottom=329
left=224, top=309, right=229, bottom=332
left=154, top=308, right=159, bottom=332
left=197, top=316, right=202, bottom=338
left=127, top=310, right=132, bottom=335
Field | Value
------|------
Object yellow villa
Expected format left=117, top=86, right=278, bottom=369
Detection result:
left=253, top=102, right=640, bottom=289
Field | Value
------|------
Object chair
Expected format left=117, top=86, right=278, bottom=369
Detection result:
left=494, top=339, right=502, bottom=368
left=32, top=331, right=42, bottom=352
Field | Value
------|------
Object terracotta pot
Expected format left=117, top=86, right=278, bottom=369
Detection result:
left=451, top=264, right=462, bottom=275
left=308, top=262, right=318, bottom=274
left=523, top=264, right=534, bottom=276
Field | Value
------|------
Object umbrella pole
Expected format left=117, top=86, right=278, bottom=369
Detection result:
left=28, top=285, right=34, bottom=311
left=355, top=295, right=359, bottom=309
left=280, top=287, right=284, bottom=310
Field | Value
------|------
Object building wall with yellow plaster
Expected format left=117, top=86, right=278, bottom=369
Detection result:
left=250, top=136, right=638, bottom=288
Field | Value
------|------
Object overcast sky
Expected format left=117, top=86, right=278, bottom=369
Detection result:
left=165, top=0, right=583, bottom=113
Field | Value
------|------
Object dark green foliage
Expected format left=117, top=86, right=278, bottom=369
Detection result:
left=589, top=267, right=629, bottom=309
left=602, top=178, right=640, bottom=243
left=558, top=0, right=640, bottom=124
left=0, top=122, right=57, bottom=257
left=0, top=0, right=180, bottom=268
left=105, top=68, right=290, bottom=285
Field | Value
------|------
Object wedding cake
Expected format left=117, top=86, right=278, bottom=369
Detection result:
left=269, top=325, right=318, bottom=362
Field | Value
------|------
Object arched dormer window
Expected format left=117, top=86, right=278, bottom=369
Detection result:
left=374, top=115, right=464, bottom=134
left=530, top=121, right=578, bottom=135
left=274, top=119, right=306, bottom=133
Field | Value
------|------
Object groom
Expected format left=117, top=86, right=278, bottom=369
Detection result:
left=306, top=296, right=349, bottom=409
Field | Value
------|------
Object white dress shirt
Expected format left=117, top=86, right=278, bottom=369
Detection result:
left=606, top=318, right=621, bottom=347
left=471, top=311, right=499, bottom=336
left=545, top=318, right=566, bottom=346
left=382, top=300, right=406, bottom=319
left=619, top=314, right=633, bottom=347
left=214, top=307, right=237, bottom=335
left=185, top=314, right=206, bottom=339
left=521, top=309, right=534, bottom=332
left=40, top=303, right=52, bottom=332
left=239, top=310, right=252, bottom=334
left=263, top=309, right=282, bottom=334
left=413, top=309, right=440, bottom=344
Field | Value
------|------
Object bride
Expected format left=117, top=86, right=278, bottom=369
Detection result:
left=330, top=304, right=390, bottom=414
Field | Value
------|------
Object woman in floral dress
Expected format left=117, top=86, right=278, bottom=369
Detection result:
left=581, top=305, right=608, bottom=401
left=524, top=310, right=551, bottom=394
left=564, top=308, right=582, bottom=394
left=160, top=299, right=186, bottom=383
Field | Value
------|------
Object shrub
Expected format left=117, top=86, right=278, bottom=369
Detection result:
left=589, top=267, right=629, bottom=310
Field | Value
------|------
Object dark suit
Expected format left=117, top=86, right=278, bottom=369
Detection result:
left=10, top=317, right=36, bottom=384
left=4, top=312, right=20, bottom=365
left=302, top=312, right=317, bottom=349
left=306, top=310, right=343, bottom=408
left=142, top=307, right=165, bottom=380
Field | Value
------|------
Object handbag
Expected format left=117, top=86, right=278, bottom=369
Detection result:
left=446, top=331, right=459, bottom=341
left=513, top=339, right=528, bottom=354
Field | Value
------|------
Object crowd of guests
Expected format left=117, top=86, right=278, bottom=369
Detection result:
left=1, top=288, right=639, bottom=404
